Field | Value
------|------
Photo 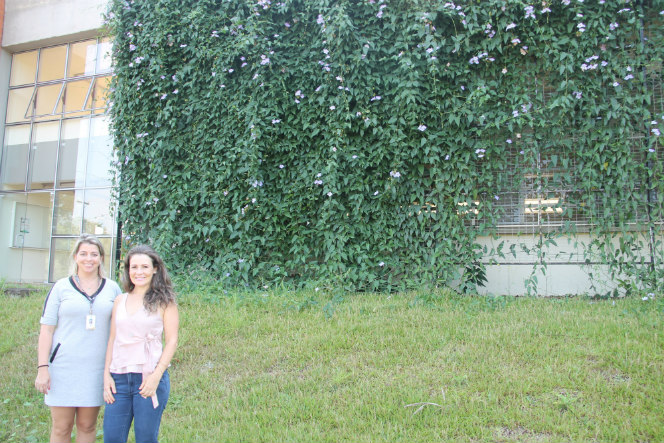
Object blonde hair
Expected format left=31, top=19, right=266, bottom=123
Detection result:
left=70, top=234, right=106, bottom=278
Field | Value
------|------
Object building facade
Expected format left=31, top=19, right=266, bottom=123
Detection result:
left=1, top=1, right=660, bottom=295
left=0, top=0, right=116, bottom=283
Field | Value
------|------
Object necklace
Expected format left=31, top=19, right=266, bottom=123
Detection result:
left=74, top=274, right=101, bottom=296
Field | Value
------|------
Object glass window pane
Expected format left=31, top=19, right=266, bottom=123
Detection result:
left=29, top=122, right=59, bottom=190
left=53, top=190, right=83, bottom=235
left=49, top=237, right=76, bottom=281
left=0, top=193, right=27, bottom=281
left=6, top=87, right=35, bottom=123
left=0, top=192, right=53, bottom=283
left=38, top=45, right=67, bottom=82
left=67, top=39, right=97, bottom=77
left=20, top=193, right=53, bottom=282
left=83, top=188, right=115, bottom=236
left=57, top=118, right=89, bottom=188
left=34, top=83, right=64, bottom=117
left=88, top=76, right=111, bottom=111
left=86, top=117, right=114, bottom=187
left=1, top=125, right=31, bottom=191
left=10, top=51, right=38, bottom=86
left=97, top=39, right=113, bottom=74
left=63, top=79, right=92, bottom=114
left=50, top=236, right=113, bottom=281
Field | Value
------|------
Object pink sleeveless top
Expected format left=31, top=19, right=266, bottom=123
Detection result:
left=109, top=293, right=164, bottom=374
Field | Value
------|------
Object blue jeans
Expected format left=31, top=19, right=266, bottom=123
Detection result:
left=103, top=371, right=170, bottom=443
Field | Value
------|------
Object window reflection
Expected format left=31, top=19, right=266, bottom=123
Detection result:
left=86, top=117, right=113, bottom=187
left=6, top=87, right=34, bottom=123
left=83, top=188, right=115, bottom=235
left=34, top=83, right=64, bottom=117
left=53, top=190, right=84, bottom=235
left=90, top=77, right=111, bottom=113
left=57, top=118, right=89, bottom=188
left=2, top=39, right=116, bottom=283
left=96, top=40, right=113, bottom=74
left=63, top=79, right=92, bottom=115
left=29, top=122, right=59, bottom=190
left=38, top=45, right=67, bottom=82
left=10, top=51, right=37, bottom=86
left=49, top=236, right=112, bottom=281
left=68, top=40, right=97, bottom=78
left=1, top=125, right=30, bottom=191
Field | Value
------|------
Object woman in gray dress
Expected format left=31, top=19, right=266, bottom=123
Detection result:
left=34, top=234, right=122, bottom=443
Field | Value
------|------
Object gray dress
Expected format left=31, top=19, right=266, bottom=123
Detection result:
left=40, top=277, right=122, bottom=407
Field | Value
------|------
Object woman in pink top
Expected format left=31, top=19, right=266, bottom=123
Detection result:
left=103, top=245, right=179, bottom=443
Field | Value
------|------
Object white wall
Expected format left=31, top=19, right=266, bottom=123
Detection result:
left=476, top=232, right=661, bottom=296
left=3, top=0, right=109, bottom=51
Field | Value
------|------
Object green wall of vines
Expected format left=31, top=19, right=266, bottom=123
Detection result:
left=106, top=0, right=664, bottom=294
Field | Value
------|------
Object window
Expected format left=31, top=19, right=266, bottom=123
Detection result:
left=0, top=39, right=116, bottom=284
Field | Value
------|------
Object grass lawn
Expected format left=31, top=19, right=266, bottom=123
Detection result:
left=1, top=289, right=662, bottom=442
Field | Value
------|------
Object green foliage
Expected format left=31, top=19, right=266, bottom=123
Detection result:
left=105, top=0, right=664, bottom=292
left=4, top=291, right=664, bottom=442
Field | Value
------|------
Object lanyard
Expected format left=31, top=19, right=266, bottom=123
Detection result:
left=74, top=275, right=100, bottom=315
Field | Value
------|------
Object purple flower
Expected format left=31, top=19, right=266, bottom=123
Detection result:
left=653, top=128, right=661, bottom=136
left=390, top=171, right=401, bottom=178
left=418, top=125, right=427, bottom=131
left=129, top=44, right=137, bottom=51
left=506, top=23, right=516, bottom=30
left=370, top=95, right=382, bottom=101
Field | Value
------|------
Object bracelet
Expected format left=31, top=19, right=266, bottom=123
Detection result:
left=38, top=364, right=49, bottom=369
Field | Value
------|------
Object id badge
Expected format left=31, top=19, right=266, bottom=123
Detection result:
left=86, top=314, right=96, bottom=330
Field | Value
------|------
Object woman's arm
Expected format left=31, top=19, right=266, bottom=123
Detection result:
left=34, top=325, right=56, bottom=393
left=103, top=296, right=121, bottom=404
left=139, top=303, right=179, bottom=398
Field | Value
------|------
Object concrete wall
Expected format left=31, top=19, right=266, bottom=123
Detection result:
left=476, top=232, right=661, bottom=296
left=3, top=0, right=108, bottom=51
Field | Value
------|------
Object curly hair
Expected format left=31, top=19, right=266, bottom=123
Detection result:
left=122, top=244, right=176, bottom=312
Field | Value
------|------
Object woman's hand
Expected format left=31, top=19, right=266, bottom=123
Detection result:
left=104, top=372, right=116, bottom=404
left=34, top=367, right=50, bottom=394
left=139, top=372, right=160, bottom=399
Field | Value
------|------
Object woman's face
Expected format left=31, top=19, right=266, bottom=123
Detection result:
left=129, top=253, right=156, bottom=289
left=75, top=243, right=101, bottom=276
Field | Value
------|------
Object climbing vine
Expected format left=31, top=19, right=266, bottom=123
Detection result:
left=106, top=0, right=664, bottom=294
